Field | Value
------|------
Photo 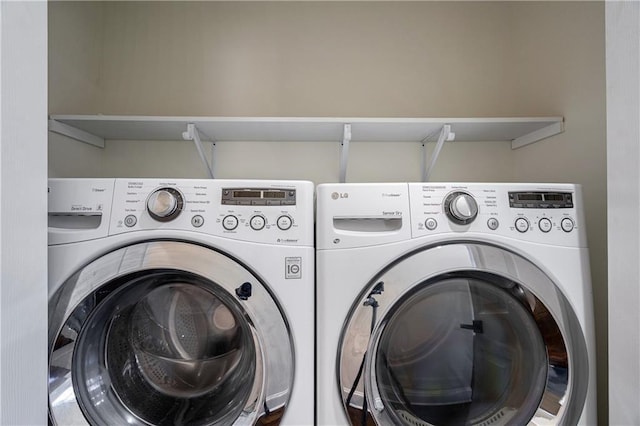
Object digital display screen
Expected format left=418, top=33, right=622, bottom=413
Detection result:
left=234, top=191, right=262, bottom=198
left=517, top=193, right=543, bottom=201
left=545, top=194, right=565, bottom=201
left=509, top=191, right=572, bottom=209
left=223, top=187, right=295, bottom=205
left=264, top=191, right=285, bottom=199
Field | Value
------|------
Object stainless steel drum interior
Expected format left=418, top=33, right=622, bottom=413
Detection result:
left=338, top=242, right=589, bottom=426
left=48, top=241, right=294, bottom=426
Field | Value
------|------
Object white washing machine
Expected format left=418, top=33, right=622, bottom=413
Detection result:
left=48, top=178, right=314, bottom=426
left=316, top=182, right=596, bottom=426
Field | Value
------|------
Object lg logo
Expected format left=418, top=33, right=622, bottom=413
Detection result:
left=331, top=192, right=349, bottom=200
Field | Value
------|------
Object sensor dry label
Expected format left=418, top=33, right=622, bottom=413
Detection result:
left=285, top=257, right=302, bottom=279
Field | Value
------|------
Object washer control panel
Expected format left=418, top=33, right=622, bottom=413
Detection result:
left=108, top=179, right=313, bottom=246
left=409, top=183, right=586, bottom=247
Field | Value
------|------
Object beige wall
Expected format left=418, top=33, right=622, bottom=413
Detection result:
left=48, top=1, right=103, bottom=115
left=509, top=3, right=607, bottom=421
left=48, top=1, right=607, bottom=422
left=48, top=1, right=105, bottom=172
left=50, top=1, right=518, bottom=183
left=98, top=2, right=517, bottom=117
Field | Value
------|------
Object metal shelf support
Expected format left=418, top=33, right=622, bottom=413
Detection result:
left=48, top=119, right=105, bottom=148
left=422, top=124, right=455, bottom=182
left=182, top=123, right=215, bottom=179
left=339, top=123, right=352, bottom=183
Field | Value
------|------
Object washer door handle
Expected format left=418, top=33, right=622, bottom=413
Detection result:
left=460, top=319, right=484, bottom=334
left=235, top=282, right=253, bottom=300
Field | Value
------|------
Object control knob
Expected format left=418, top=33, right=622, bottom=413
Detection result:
left=444, top=192, right=478, bottom=225
left=147, top=187, right=183, bottom=221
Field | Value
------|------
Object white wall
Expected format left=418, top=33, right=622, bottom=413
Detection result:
left=607, top=1, right=640, bottom=424
left=0, top=1, right=48, bottom=424
left=48, top=1, right=608, bottom=422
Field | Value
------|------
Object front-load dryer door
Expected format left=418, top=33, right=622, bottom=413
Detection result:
left=49, top=241, right=293, bottom=426
left=338, top=242, right=589, bottom=426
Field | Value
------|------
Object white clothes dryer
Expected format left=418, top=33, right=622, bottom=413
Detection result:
left=48, top=178, right=314, bottom=426
left=316, top=183, right=596, bottom=426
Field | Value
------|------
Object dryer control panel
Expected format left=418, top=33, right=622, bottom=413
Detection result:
left=408, top=183, right=587, bottom=248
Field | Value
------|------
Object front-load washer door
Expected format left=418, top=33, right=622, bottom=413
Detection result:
left=338, top=242, right=589, bottom=426
left=49, top=241, right=293, bottom=426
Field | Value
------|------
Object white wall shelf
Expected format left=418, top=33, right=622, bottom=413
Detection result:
left=48, top=115, right=564, bottom=150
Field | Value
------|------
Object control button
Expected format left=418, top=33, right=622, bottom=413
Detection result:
left=444, top=192, right=478, bottom=225
left=487, top=218, right=499, bottom=230
left=147, top=187, right=183, bottom=222
left=222, top=215, right=238, bottom=231
left=425, top=218, right=438, bottom=230
left=515, top=217, right=530, bottom=233
left=538, top=217, right=552, bottom=233
left=561, top=217, right=575, bottom=233
left=277, top=215, right=293, bottom=230
left=250, top=215, right=266, bottom=231
left=191, top=215, right=204, bottom=228
left=124, top=215, right=137, bottom=227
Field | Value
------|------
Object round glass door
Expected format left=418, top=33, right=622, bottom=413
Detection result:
left=339, top=243, right=588, bottom=426
left=49, top=241, right=293, bottom=426
left=374, top=276, right=548, bottom=425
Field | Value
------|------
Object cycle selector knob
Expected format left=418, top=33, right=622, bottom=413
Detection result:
left=444, top=192, right=478, bottom=225
left=147, top=187, right=183, bottom=221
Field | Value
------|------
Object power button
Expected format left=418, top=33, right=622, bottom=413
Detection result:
left=124, top=215, right=137, bottom=227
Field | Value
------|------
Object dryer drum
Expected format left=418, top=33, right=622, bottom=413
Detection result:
left=373, top=277, right=549, bottom=426
left=338, top=242, right=589, bottom=426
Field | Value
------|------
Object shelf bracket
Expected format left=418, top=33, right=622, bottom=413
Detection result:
left=511, top=121, right=564, bottom=149
left=182, top=123, right=215, bottom=179
left=339, top=124, right=352, bottom=183
left=422, top=124, right=455, bottom=182
left=48, top=119, right=105, bottom=148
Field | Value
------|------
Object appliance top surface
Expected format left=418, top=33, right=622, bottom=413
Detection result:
left=48, top=178, right=315, bottom=246
left=316, top=182, right=587, bottom=249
